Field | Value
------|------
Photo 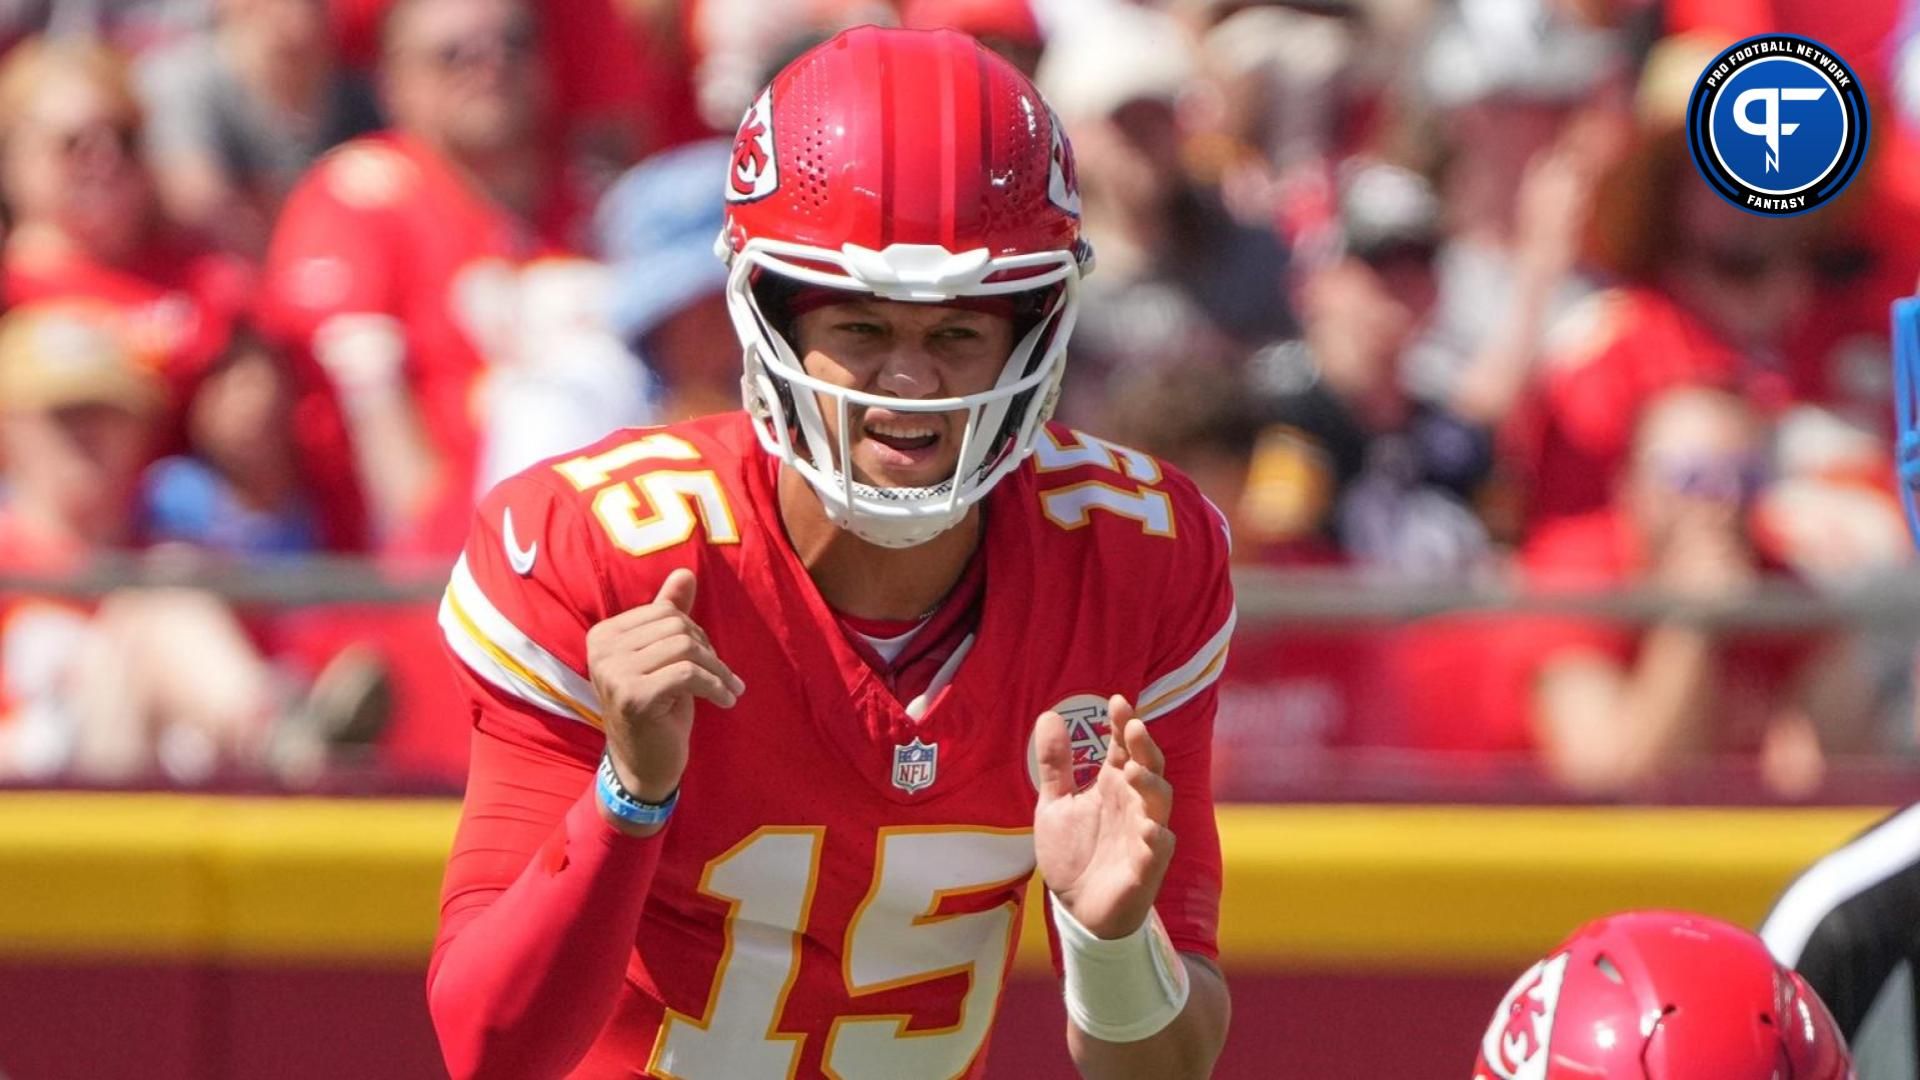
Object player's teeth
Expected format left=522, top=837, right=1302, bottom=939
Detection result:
left=867, top=424, right=936, bottom=438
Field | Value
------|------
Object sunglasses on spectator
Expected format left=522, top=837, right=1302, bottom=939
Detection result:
left=422, top=21, right=536, bottom=72
left=1656, top=454, right=1767, bottom=503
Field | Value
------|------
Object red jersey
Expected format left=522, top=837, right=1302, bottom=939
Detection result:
left=262, top=132, right=591, bottom=556
left=1513, top=286, right=1775, bottom=529
left=1465, top=509, right=1816, bottom=755
left=430, top=413, right=1232, bottom=1079
left=6, top=236, right=369, bottom=551
left=4, top=236, right=252, bottom=406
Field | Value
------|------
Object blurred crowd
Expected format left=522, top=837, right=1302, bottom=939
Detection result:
left=0, top=0, right=1917, bottom=798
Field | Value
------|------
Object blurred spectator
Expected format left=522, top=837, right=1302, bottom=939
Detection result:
left=596, top=138, right=733, bottom=421
left=1123, top=162, right=1493, bottom=575
left=690, top=0, right=894, bottom=132
left=136, top=0, right=383, bottom=259
left=1106, top=360, right=1399, bottom=783
left=901, top=0, right=1044, bottom=75
left=1512, top=36, right=1882, bottom=536
left=0, top=1, right=206, bottom=57
left=1181, top=2, right=1364, bottom=242
left=1401, top=0, right=1627, bottom=430
left=0, top=37, right=367, bottom=552
left=263, top=0, right=644, bottom=558
left=1269, top=161, right=1497, bottom=577
left=0, top=302, right=284, bottom=781
left=1487, top=388, right=1873, bottom=797
left=141, top=328, right=322, bottom=557
left=0, top=36, right=254, bottom=412
left=1038, top=2, right=1294, bottom=422
left=329, top=0, right=705, bottom=168
left=1106, top=360, right=1269, bottom=549
left=0, top=304, right=160, bottom=552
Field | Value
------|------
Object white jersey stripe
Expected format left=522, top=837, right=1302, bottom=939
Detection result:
left=1761, top=802, right=1920, bottom=965
left=1138, top=605, right=1236, bottom=722
left=439, top=555, right=603, bottom=728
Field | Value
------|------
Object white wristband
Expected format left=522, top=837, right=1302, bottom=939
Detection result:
left=1050, top=893, right=1191, bottom=1043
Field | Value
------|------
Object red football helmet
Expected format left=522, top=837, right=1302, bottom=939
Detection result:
left=717, top=25, right=1090, bottom=548
left=1474, top=911, right=1853, bottom=1080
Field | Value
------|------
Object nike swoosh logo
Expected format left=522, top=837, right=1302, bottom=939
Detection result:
left=503, top=508, right=539, bottom=576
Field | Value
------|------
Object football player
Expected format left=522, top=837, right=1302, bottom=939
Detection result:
left=1472, top=910, right=1853, bottom=1079
left=427, top=26, right=1233, bottom=1080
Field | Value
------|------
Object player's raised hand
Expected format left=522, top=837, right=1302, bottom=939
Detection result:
left=586, top=569, right=745, bottom=808
left=1032, top=695, right=1175, bottom=940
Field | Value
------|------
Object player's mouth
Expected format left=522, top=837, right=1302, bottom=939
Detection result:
left=861, top=416, right=945, bottom=470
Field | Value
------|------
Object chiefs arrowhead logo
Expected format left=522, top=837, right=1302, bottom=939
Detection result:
left=728, top=88, right=779, bottom=203
left=1481, top=953, right=1568, bottom=1080
left=1046, top=107, right=1080, bottom=217
left=1499, top=979, right=1549, bottom=1067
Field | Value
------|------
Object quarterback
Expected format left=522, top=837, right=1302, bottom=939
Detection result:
left=427, top=26, right=1233, bottom=1080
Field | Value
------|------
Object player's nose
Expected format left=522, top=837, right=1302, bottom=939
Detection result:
left=872, top=345, right=942, bottom=399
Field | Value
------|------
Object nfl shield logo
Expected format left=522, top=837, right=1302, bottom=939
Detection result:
left=892, top=738, right=938, bottom=794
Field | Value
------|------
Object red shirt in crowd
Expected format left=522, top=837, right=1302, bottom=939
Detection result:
left=5, top=235, right=252, bottom=407
left=1427, top=508, right=1816, bottom=757
left=5, top=236, right=368, bottom=551
left=263, top=132, right=587, bottom=557
left=325, top=0, right=708, bottom=156
left=1511, top=286, right=1790, bottom=528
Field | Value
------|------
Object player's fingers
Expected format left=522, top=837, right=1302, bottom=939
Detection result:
left=1033, top=711, right=1076, bottom=803
left=1123, top=761, right=1173, bottom=826
left=1142, top=823, right=1176, bottom=878
left=653, top=659, right=738, bottom=709
left=1102, top=696, right=1135, bottom=771
left=606, top=611, right=714, bottom=655
left=1123, top=715, right=1165, bottom=776
left=655, top=568, right=697, bottom=613
left=590, top=597, right=711, bottom=647
left=632, top=634, right=746, bottom=696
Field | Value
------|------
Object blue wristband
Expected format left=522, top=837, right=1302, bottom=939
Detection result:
left=596, top=752, right=679, bottom=827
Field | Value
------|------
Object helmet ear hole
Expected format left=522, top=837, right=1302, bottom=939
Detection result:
left=1593, top=954, right=1625, bottom=985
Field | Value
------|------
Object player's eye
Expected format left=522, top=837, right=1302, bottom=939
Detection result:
left=933, top=325, right=982, bottom=341
left=834, top=321, right=886, bottom=338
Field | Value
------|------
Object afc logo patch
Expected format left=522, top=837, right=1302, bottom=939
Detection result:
left=1027, top=693, right=1113, bottom=792
left=1686, top=33, right=1867, bottom=216
left=1479, top=953, right=1569, bottom=1080
left=892, top=737, right=938, bottom=794
left=728, top=87, right=779, bottom=204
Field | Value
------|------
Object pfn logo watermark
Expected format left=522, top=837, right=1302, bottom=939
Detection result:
left=1687, top=34, right=1868, bottom=216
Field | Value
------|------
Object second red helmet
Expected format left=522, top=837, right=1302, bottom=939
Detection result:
left=1473, top=910, right=1853, bottom=1080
